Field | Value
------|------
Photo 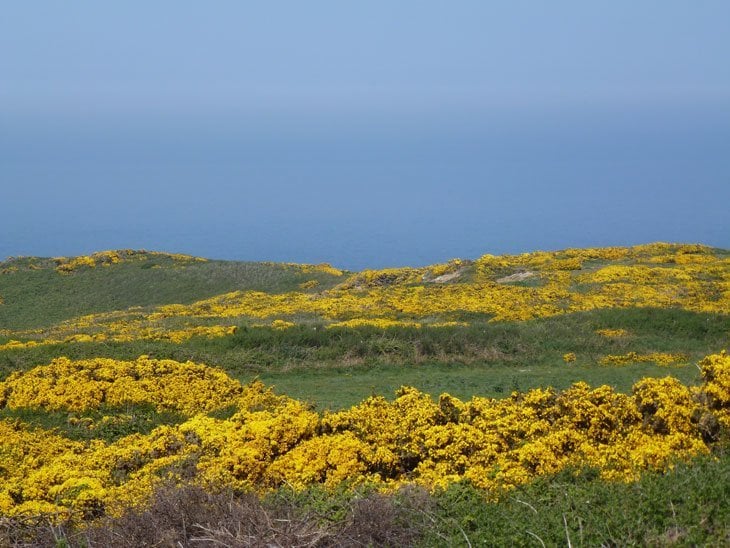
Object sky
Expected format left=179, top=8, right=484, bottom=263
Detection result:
left=1, top=2, right=729, bottom=269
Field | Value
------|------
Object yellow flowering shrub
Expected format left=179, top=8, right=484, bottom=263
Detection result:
left=52, top=250, right=206, bottom=273
left=428, top=321, right=469, bottom=328
left=325, top=318, right=422, bottom=329
left=0, top=353, right=729, bottom=519
left=271, top=319, right=295, bottom=329
left=0, top=339, right=43, bottom=351
left=0, top=321, right=237, bottom=351
left=339, top=267, right=422, bottom=289
left=267, top=432, right=374, bottom=489
left=595, top=328, right=630, bottom=338
left=269, top=262, right=344, bottom=277
left=600, top=352, right=689, bottom=367
left=699, top=351, right=730, bottom=428
left=426, top=259, right=465, bottom=279
left=0, top=356, right=242, bottom=415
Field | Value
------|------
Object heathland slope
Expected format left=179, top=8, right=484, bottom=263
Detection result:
left=0, top=250, right=346, bottom=330
left=1, top=243, right=729, bottom=545
left=2, top=242, right=728, bottom=334
left=1, top=243, right=728, bottom=405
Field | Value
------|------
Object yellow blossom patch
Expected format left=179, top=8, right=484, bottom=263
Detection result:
left=326, top=318, right=422, bottom=329
left=271, top=319, right=296, bottom=329
left=0, top=356, right=243, bottom=415
left=595, top=328, right=630, bottom=338
left=0, top=352, right=728, bottom=519
left=52, top=250, right=207, bottom=274
left=599, top=352, right=689, bottom=367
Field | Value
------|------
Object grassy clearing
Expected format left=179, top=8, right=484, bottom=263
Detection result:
left=260, top=360, right=703, bottom=411
left=1, top=307, right=725, bottom=409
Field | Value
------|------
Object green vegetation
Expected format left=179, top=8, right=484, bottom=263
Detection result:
left=2, top=307, right=726, bottom=409
left=4, top=450, right=728, bottom=546
left=1, top=246, right=728, bottom=543
left=0, top=255, right=345, bottom=330
left=420, top=450, right=730, bottom=546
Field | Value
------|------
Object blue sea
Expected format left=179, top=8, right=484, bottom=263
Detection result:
left=2, top=103, right=728, bottom=270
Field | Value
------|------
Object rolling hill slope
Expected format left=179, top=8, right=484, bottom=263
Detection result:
left=1, top=243, right=729, bottom=544
left=0, top=250, right=346, bottom=330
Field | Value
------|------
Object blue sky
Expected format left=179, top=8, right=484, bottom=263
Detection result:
left=1, top=2, right=729, bottom=269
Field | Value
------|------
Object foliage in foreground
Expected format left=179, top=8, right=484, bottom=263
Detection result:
left=2, top=451, right=728, bottom=547
left=0, top=352, right=728, bottom=524
left=1, top=243, right=728, bottom=545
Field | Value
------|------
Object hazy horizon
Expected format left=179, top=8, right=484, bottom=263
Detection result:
left=2, top=3, right=728, bottom=270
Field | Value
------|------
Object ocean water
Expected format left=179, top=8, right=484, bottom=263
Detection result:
left=2, top=104, right=729, bottom=270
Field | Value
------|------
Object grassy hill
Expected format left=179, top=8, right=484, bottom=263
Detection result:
left=1, top=243, right=729, bottom=545
left=0, top=250, right=346, bottom=329
left=1, top=244, right=728, bottom=403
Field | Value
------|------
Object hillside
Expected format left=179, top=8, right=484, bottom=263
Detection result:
left=0, top=249, right=347, bottom=330
left=1, top=243, right=729, bottom=545
left=2, top=243, right=728, bottom=331
left=1, top=243, right=728, bottom=405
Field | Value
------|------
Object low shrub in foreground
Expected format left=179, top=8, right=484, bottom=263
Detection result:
left=2, top=451, right=727, bottom=547
left=0, top=352, right=729, bottom=522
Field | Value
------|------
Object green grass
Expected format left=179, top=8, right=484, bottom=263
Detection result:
left=0, top=258, right=346, bottom=330
left=2, top=307, right=726, bottom=410
left=260, top=361, right=703, bottom=411
left=417, top=449, right=730, bottom=546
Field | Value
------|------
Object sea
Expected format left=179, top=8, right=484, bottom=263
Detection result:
left=2, top=103, right=728, bottom=270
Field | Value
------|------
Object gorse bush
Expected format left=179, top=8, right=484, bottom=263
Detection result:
left=1, top=243, right=728, bottom=354
left=0, top=244, right=728, bottom=544
left=0, top=352, right=728, bottom=522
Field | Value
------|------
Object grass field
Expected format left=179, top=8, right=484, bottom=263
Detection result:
left=0, top=244, right=728, bottom=545
left=2, top=307, right=726, bottom=409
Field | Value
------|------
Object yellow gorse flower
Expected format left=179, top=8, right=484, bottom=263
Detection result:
left=599, top=352, right=689, bottom=367
left=0, top=356, right=242, bottom=415
left=1, top=243, right=727, bottom=349
left=1, top=352, right=728, bottom=520
left=52, top=250, right=207, bottom=274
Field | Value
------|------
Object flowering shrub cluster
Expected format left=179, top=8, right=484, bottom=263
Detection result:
left=595, top=328, right=630, bottom=338
left=1, top=352, right=728, bottom=520
left=270, top=319, right=296, bottom=330
left=52, top=250, right=207, bottom=274
left=326, top=318, right=423, bottom=329
left=0, top=325, right=236, bottom=351
left=425, top=258, right=466, bottom=279
left=599, top=352, right=689, bottom=367
left=1, top=243, right=727, bottom=351
left=264, top=262, right=344, bottom=277
left=0, top=356, right=242, bottom=415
